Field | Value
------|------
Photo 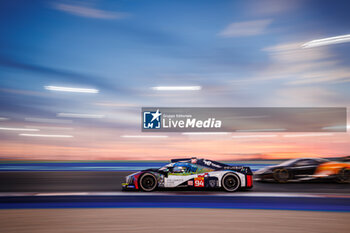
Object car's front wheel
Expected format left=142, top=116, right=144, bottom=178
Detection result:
left=139, top=173, right=158, bottom=192
left=273, top=169, right=290, bottom=183
left=337, top=168, right=350, bottom=183
left=221, top=173, right=240, bottom=192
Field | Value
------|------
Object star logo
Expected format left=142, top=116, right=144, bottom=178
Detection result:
left=151, top=109, right=162, bottom=122
left=143, top=109, right=162, bottom=129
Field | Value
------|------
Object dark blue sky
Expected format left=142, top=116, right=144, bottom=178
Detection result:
left=1, top=0, right=350, bottom=115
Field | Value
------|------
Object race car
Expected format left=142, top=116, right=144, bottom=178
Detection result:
left=255, top=157, right=350, bottom=183
left=255, top=158, right=328, bottom=183
left=122, top=158, right=253, bottom=192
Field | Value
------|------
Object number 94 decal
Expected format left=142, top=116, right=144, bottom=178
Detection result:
left=194, top=177, right=204, bottom=187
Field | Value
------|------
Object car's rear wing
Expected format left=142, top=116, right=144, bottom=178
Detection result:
left=222, top=166, right=253, bottom=175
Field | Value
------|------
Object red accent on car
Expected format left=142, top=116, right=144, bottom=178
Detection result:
left=197, top=173, right=208, bottom=178
left=246, top=175, right=252, bottom=187
left=133, top=173, right=141, bottom=190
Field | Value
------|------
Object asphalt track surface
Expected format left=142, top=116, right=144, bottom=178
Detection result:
left=1, top=171, right=350, bottom=193
left=2, top=209, right=349, bottom=233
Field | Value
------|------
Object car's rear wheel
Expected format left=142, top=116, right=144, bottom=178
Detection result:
left=273, top=169, right=290, bottom=183
left=337, top=168, right=350, bottom=183
left=221, top=173, right=240, bottom=192
left=139, top=173, right=157, bottom=192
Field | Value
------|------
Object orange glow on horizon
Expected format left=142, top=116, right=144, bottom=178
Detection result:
left=0, top=132, right=349, bottom=161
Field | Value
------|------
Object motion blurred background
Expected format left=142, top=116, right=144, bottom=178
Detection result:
left=1, top=0, right=350, bottom=161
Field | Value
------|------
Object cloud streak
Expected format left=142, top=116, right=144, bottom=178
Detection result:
left=0, top=56, right=130, bottom=94
left=52, top=2, right=128, bottom=19
left=259, top=42, right=350, bottom=85
left=218, top=19, right=272, bottom=37
left=302, top=34, right=350, bottom=48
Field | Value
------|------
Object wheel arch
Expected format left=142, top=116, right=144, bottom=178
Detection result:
left=138, top=172, right=159, bottom=191
left=220, top=171, right=242, bottom=192
left=210, top=170, right=244, bottom=188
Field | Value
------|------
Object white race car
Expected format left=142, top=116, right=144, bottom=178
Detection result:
left=122, top=158, right=253, bottom=192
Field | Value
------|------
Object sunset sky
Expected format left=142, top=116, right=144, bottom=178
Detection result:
left=0, top=0, right=350, bottom=160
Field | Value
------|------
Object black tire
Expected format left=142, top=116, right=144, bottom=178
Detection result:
left=337, top=168, right=350, bottom=183
left=139, top=173, right=158, bottom=192
left=221, top=173, right=240, bottom=192
left=273, top=169, right=290, bottom=183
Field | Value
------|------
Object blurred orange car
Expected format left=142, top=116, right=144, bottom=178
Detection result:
left=314, top=157, right=350, bottom=183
